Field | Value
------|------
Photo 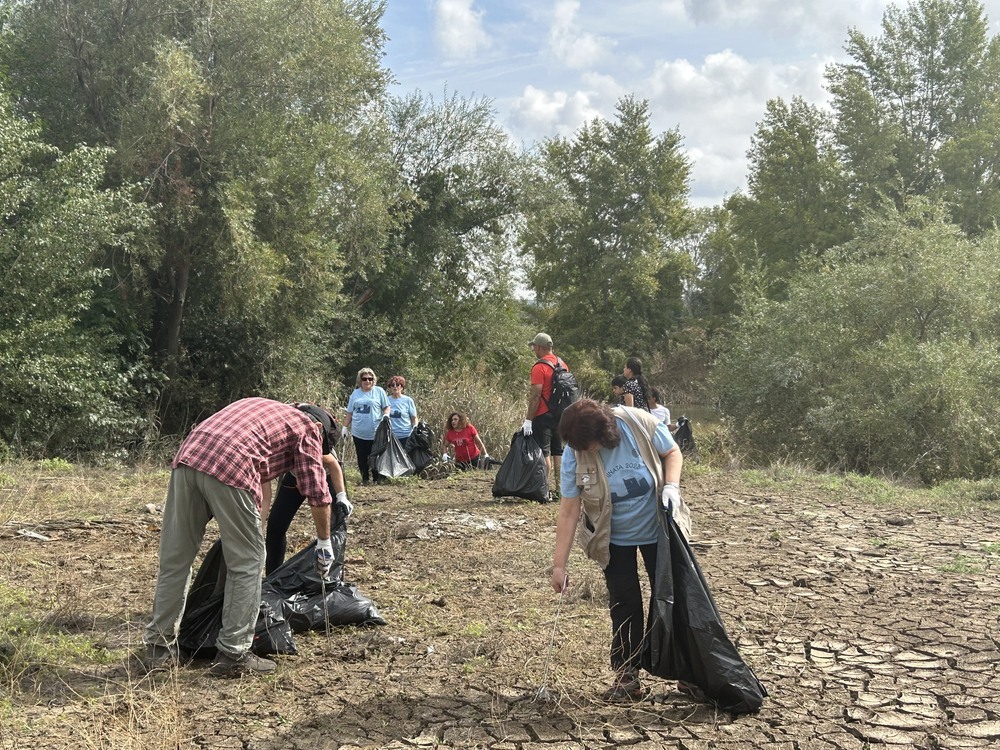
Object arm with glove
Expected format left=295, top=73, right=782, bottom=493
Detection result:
left=658, top=443, right=691, bottom=538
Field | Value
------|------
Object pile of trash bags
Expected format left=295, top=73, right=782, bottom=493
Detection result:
left=178, top=510, right=384, bottom=658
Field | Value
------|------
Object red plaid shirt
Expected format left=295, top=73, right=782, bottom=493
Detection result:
left=173, top=398, right=331, bottom=509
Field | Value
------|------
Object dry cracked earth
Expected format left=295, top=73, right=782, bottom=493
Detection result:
left=3, top=467, right=1000, bottom=749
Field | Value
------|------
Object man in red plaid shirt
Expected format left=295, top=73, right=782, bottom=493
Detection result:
left=143, top=397, right=340, bottom=676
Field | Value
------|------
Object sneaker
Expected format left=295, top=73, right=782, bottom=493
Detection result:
left=601, top=672, right=646, bottom=703
left=141, top=643, right=178, bottom=672
left=209, top=651, right=277, bottom=677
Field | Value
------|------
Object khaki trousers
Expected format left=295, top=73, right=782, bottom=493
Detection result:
left=144, top=465, right=264, bottom=658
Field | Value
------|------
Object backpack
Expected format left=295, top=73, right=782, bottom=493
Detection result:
left=536, top=357, right=580, bottom=420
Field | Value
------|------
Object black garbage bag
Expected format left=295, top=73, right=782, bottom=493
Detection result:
left=282, top=582, right=387, bottom=633
left=177, top=564, right=297, bottom=658
left=178, top=511, right=384, bottom=658
left=491, top=430, right=548, bottom=503
left=370, top=417, right=415, bottom=478
left=674, top=416, right=697, bottom=458
left=641, top=509, right=767, bottom=714
left=407, top=420, right=435, bottom=473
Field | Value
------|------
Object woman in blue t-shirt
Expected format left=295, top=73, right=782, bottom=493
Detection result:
left=344, top=367, right=390, bottom=485
left=549, top=398, right=683, bottom=703
left=386, top=375, right=418, bottom=449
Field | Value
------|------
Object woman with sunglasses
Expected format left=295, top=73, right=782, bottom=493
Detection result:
left=386, top=375, right=418, bottom=449
left=344, top=368, right=390, bottom=485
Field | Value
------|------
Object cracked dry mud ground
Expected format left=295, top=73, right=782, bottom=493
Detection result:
left=3, top=468, right=1000, bottom=749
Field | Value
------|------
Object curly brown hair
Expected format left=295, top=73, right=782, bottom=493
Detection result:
left=446, top=412, right=470, bottom=431
left=558, top=398, right=621, bottom=451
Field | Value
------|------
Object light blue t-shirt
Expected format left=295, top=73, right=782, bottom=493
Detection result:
left=388, top=395, right=417, bottom=440
left=560, top=417, right=676, bottom=546
left=347, top=386, right=390, bottom=440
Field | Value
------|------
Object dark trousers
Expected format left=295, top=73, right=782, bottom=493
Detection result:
left=265, top=472, right=345, bottom=576
left=352, top=436, right=384, bottom=484
left=603, top=541, right=658, bottom=674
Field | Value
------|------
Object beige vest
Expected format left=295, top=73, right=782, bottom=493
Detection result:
left=574, top=407, right=690, bottom=568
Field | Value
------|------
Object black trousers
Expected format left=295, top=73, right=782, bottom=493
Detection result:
left=352, top=436, right=385, bottom=484
left=265, top=473, right=344, bottom=576
left=603, top=541, right=658, bottom=674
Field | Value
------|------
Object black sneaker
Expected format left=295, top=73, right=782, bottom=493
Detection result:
left=210, top=651, right=277, bottom=677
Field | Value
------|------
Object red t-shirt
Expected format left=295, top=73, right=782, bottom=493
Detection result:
left=446, top=425, right=481, bottom=464
left=531, top=354, right=568, bottom=417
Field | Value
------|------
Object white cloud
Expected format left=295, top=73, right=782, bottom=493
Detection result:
left=434, top=0, right=492, bottom=59
left=642, top=50, right=833, bottom=199
left=510, top=84, right=602, bottom=138
left=548, top=0, right=616, bottom=69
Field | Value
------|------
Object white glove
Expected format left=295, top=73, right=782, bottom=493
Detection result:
left=661, top=482, right=681, bottom=514
left=315, top=537, right=334, bottom=578
left=335, top=491, right=353, bottom=517
left=340, top=425, right=349, bottom=440
left=521, top=419, right=534, bottom=436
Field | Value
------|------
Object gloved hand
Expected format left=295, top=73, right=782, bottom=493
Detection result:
left=661, top=482, right=681, bottom=514
left=335, top=491, right=353, bottom=517
left=521, top=419, right=534, bottom=436
left=315, top=537, right=334, bottom=578
left=340, top=425, right=349, bottom=440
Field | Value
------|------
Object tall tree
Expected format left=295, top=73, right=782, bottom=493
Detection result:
left=726, top=97, right=854, bottom=296
left=521, top=96, right=692, bottom=364
left=826, top=0, right=1000, bottom=217
left=336, top=90, right=529, bottom=380
left=0, top=84, right=148, bottom=454
left=3, top=0, right=395, bottom=427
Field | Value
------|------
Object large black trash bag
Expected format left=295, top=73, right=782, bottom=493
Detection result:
left=178, top=503, right=383, bottom=658
left=177, top=543, right=297, bottom=658
left=407, top=420, right=435, bottom=474
left=641, top=509, right=767, bottom=714
left=491, top=430, right=548, bottom=503
left=268, top=542, right=386, bottom=632
left=370, top=417, right=415, bottom=478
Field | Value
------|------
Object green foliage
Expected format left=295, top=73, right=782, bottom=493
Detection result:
left=725, top=97, right=854, bottom=298
left=0, top=84, right=150, bottom=455
left=338, top=91, right=530, bottom=383
left=712, top=205, right=1000, bottom=482
left=522, top=96, right=693, bottom=363
left=2, top=0, right=396, bottom=434
left=826, top=0, right=1000, bottom=216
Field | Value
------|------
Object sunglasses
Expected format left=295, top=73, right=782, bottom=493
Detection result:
left=360, top=376, right=374, bottom=382
left=389, top=383, right=402, bottom=388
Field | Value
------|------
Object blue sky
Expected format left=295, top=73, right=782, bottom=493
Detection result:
left=381, top=0, right=1000, bottom=206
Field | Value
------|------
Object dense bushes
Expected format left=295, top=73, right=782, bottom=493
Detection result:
left=712, top=207, right=1000, bottom=483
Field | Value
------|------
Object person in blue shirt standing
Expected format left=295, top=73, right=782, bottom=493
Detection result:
left=386, top=375, right=418, bottom=449
left=344, top=367, right=390, bottom=485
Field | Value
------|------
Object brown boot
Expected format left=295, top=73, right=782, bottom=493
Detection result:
left=601, top=670, right=646, bottom=703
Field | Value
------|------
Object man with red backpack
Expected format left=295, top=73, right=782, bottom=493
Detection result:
left=522, top=332, right=572, bottom=501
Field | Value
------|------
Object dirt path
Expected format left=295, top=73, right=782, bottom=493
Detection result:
left=3, top=468, right=1000, bottom=749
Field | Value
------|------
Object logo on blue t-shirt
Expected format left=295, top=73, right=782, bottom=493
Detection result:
left=355, top=403, right=371, bottom=414
left=611, top=476, right=651, bottom=503
left=391, top=408, right=402, bottom=418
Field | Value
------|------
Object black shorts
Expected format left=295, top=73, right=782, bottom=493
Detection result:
left=530, top=412, right=562, bottom=457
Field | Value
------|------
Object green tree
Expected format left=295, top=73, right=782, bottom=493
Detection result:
left=826, top=0, right=1000, bottom=217
left=0, top=85, right=148, bottom=454
left=712, top=203, right=1000, bottom=482
left=725, top=97, right=854, bottom=297
left=3, top=0, right=395, bottom=429
left=336, top=91, right=529, bottom=381
left=521, top=96, right=692, bottom=365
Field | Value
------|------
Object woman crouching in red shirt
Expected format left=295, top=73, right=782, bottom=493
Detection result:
left=443, top=411, right=488, bottom=470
